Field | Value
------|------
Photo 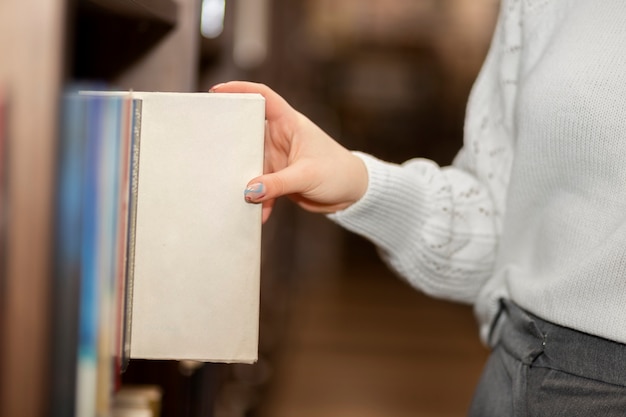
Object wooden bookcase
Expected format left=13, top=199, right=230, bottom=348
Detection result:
left=0, top=0, right=203, bottom=416
left=0, top=1, right=66, bottom=417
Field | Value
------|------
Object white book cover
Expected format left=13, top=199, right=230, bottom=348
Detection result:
left=128, top=92, right=264, bottom=363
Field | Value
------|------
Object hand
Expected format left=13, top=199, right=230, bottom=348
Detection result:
left=210, top=81, right=368, bottom=223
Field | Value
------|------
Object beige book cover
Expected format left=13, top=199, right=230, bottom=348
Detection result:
left=127, top=92, right=264, bottom=363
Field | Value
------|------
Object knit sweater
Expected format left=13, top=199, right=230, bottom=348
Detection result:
left=329, top=0, right=626, bottom=345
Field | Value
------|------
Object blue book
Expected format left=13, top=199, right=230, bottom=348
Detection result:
left=95, top=95, right=124, bottom=415
left=75, top=93, right=104, bottom=417
left=50, top=92, right=88, bottom=417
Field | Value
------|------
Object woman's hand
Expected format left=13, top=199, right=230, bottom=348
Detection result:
left=210, top=81, right=368, bottom=223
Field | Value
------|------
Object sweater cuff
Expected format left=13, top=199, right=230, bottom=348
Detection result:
left=327, top=152, right=429, bottom=253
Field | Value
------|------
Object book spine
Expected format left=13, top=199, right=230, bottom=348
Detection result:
left=122, top=98, right=142, bottom=370
left=76, top=94, right=103, bottom=417
left=96, top=95, right=124, bottom=416
left=50, top=92, right=88, bottom=417
left=114, top=95, right=134, bottom=386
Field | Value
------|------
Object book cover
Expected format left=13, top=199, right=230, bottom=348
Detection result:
left=127, top=92, right=264, bottom=363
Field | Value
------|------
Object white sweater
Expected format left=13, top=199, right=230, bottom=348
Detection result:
left=329, top=0, right=626, bottom=345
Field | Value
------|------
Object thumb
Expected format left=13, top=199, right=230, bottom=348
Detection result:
left=244, top=165, right=308, bottom=203
left=243, top=175, right=288, bottom=204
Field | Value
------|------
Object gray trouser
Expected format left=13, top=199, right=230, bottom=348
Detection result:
left=468, top=300, right=626, bottom=417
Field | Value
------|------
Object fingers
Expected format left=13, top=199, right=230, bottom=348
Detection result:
left=210, top=81, right=293, bottom=121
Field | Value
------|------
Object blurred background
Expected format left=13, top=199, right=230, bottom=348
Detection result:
left=1, top=0, right=499, bottom=416
left=199, top=1, right=498, bottom=416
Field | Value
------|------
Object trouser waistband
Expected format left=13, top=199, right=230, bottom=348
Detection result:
left=497, top=299, right=626, bottom=387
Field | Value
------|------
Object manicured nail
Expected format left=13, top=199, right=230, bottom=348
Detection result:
left=244, top=183, right=265, bottom=202
left=209, top=83, right=225, bottom=92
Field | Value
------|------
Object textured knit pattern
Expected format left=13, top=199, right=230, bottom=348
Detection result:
left=329, top=0, right=626, bottom=345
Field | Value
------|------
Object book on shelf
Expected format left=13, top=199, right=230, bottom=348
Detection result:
left=51, top=88, right=265, bottom=417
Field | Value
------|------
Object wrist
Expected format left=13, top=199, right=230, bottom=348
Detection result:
left=330, top=151, right=369, bottom=213
left=348, top=151, right=369, bottom=206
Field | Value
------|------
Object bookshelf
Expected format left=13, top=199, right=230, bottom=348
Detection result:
left=0, top=0, right=204, bottom=416
left=73, top=0, right=199, bottom=91
left=0, top=2, right=66, bottom=417
left=84, top=0, right=179, bottom=24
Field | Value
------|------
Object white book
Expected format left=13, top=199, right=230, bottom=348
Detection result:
left=129, top=92, right=264, bottom=363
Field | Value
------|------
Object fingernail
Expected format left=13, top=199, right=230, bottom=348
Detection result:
left=209, top=83, right=225, bottom=92
left=244, top=183, right=265, bottom=202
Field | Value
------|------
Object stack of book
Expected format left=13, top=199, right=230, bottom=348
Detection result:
left=52, top=91, right=141, bottom=416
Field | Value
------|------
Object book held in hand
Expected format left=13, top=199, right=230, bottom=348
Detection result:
left=127, top=92, right=264, bottom=364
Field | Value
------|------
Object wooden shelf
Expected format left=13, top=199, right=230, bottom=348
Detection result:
left=72, top=0, right=186, bottom=83
left=83, top=0, right=178, bottom=26
left=1, top=0, right=200, bottom=415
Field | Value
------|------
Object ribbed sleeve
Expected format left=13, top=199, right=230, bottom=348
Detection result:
left=329, top=152, right=498, bottom=303
left=328, top=0, right=522, bottom=308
